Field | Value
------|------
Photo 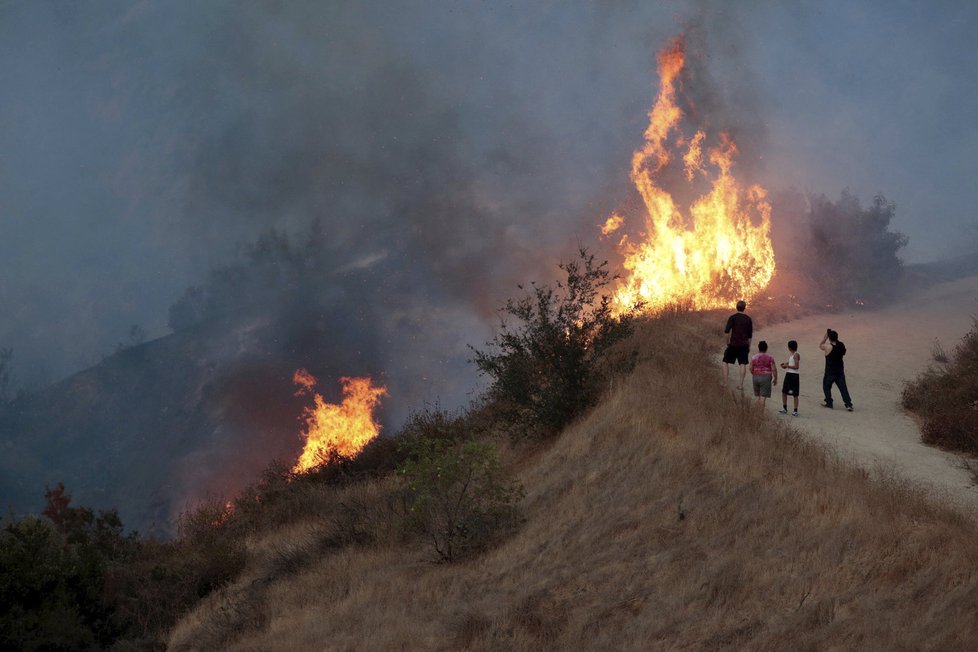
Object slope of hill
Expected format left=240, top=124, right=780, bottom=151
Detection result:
left=168, top=313, right=978, bottom=650
left=0, top=289, right=377, bottom=534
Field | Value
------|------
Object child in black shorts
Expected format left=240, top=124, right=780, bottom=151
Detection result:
left=779, top=340, right=800, bottom=416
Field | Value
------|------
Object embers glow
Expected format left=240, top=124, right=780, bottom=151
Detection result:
left=608, top=36, right=775, bottom=314
left=291, top=370, right=387, bottom=473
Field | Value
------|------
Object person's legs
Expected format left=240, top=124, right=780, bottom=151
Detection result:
left=733, top=346, right=748, bottom=390
left=721, top=346, right=735, bottom=385
left=755, top=375, right=771, bottom=407
left=837, top=373, right=853, bottom=408
left=822, top=374, right=834, bottom=407
left=782, top=375, right=799, bottom=414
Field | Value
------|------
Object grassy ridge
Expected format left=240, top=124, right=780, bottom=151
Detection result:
left=167, top=314, right=978, bottom=650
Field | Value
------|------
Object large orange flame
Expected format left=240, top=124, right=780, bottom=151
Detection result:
left=291, top=370, right=387, bottom=473
left=608, top=36, right=775, bottom=314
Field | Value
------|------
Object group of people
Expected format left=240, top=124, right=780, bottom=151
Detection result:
left=721, top=300, right=853, bottom=415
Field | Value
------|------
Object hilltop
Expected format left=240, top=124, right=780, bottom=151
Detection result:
left=168, top=297, right=978, bottom=650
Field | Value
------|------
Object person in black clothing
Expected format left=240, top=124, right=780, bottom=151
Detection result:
left=722, top=300, right=753, bottom=390
left=820, top=329, right=853, bottom=410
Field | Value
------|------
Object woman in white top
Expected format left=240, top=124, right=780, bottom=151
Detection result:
left=779, top=340, right=800, bottom=416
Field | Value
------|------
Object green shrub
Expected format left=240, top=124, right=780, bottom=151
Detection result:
left=398, top=428, right=523, bottom=562
left=0, top=485, right=140, bottom=650
left=471, top=248, right=637, bottom=437
left=0, top=483, right=254, bottom=650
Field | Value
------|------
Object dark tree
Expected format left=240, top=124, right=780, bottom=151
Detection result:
left=804, top=191, right=908, bottom=304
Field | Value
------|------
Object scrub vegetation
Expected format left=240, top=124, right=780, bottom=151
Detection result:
left=471, top=248, right=638, bottom=438
left=167, top=313, right=978, bottom=651
left=3, top=250, right=617, bottom=649
left=903, top=317, right=978, bottom=454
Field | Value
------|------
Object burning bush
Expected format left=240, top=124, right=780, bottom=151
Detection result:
left=397, top=412, right=524, bottom=562
left=603, top=36, right=776, bottom=313
left=472, top=248, right=637, bottom=438
left=291, top=372, right=388, bottom=474
left=903, top=318, right=978, bottom=454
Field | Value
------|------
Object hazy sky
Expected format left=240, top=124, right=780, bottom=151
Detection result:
left=1, top=0, right=976, bottom=391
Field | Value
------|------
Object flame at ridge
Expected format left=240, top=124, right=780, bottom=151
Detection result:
left=292, top=371, right=387, bottom=473
left=610, top=36, right=775, bottom=314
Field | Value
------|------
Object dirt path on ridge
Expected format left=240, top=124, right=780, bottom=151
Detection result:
left=725, top=274, right=978, bottom=511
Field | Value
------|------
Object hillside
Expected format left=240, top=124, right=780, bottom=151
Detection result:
left=0, top=288, right=381, bottom=534
left=168, top=312, right=978, bottom=650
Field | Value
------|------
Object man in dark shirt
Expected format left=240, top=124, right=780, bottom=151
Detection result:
left=820, top=329, right=853, bottom=410
left=722, top=300, right=753, bottom=390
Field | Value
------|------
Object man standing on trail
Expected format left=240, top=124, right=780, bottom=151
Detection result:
left=820, top=329, right=853, bottom=411
left=722, top=300, right=753, bottom=390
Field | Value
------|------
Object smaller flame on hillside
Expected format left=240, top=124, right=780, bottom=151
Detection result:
left=291, top=370, right=387, bottom=474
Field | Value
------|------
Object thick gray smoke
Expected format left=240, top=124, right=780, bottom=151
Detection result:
left=2, top=2, right=977, bottom=527
left=5, top=1, right=975, bottom=390
left=156, top=2, right=681, bottom=427
left=0, top=2, right=675, bottom=397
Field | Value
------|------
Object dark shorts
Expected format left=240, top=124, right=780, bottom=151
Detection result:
left=722, top=345, right=750, bottom=365
left=782, top=373, right=800, bottom=396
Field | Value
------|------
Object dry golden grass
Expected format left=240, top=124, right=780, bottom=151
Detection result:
left=169, top=314, right=978, bottom=651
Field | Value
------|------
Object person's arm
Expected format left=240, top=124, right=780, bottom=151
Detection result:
left=771, top=356, right=778, bottom=385
left=819, top=330, right=832, bottom=354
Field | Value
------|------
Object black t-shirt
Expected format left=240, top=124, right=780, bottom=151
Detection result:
left=825, top=341, right=846, bottom=374
left=724, top=313, right=753, bottom=347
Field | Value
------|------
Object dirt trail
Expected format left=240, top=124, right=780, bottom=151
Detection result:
left=730, top=275, right=978, bottom=509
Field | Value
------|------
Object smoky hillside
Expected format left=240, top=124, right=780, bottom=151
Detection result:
left=0, top=282, right=375, bottom=533
left=0, top=2, right=665, bottom=389
left=0, top=190, right=916, bottom=536
left=3, top=2, right=977, bottom=536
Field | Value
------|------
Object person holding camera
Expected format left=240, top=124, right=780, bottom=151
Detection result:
left=820, top=329, right=853, bottom=411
